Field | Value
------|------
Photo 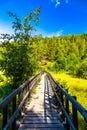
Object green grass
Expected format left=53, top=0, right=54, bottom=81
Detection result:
left=51, top=71, right=87, bottom=108
left=0, top=71, right=12, bottom=101
left=50, top=71, right=87, bottom=130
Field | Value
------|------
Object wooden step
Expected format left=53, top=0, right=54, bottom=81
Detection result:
left=19, top=123, right=64, bottom=128
left=23, top=116, right=61, bottom=121
left=21, top=119, right=61, bottom=124
left=19, top=128, right=63, bottom=130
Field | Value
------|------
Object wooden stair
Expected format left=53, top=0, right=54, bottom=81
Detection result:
left=18, top=75, right=64, bottom=130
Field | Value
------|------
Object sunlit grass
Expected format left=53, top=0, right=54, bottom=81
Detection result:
left=51, top=71, right=87, bottom=109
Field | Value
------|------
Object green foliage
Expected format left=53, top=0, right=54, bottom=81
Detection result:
left=66, top=53, right=79, bottom=75
left=77, top=58, right=87, bottom=79
left=0, top=6, right=41, bottom=88
left=36, top=33, right=87, bottom=78
left=55, top=57, right=67, bottom=71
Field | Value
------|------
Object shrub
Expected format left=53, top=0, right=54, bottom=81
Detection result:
left=77, top=58, right=87, bottom=79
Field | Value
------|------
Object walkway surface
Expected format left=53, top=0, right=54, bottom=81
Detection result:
left=18, top=74, right=64, bottom=130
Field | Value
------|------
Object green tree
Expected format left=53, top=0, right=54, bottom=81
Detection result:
left=0, top=6, right=41, bottom=88
left=77, top=58, right=87, bottom=79
left=66, top=53, right=79, bottom=75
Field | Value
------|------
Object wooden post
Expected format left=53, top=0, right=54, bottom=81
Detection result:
left=72, top=96, right=78, bottom=130
left=61, top=91, right=64, bottom=106
left=18, top=91, right=22, bottom=117
left=60, top=91, right=65, bottom=121
left=12, top=96, right=16, bottom=130
left=66, top=89, right=70, bottom=130
left=2, top=105, right=8, bottom=129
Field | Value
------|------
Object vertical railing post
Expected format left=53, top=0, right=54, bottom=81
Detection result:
left=60, top=91, right=65, bottom=121
left=60, top=91, right=64, bottom=106
left=12, top=96, right=16, bottom=130
left=65, top=89, right=70, bottom=130
left=66, top=90, right=69, bottom=113
left=22, top=87, right=27, bottom=113
left=2, top=105, right=8, bottom=129
left=18, top=91, right=22, bottom=117
left=72, top=96, right=78, bottom=130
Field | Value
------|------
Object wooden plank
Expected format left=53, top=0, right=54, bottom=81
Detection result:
left=19, top=123, right=64, bottom=128
left=21, top=119, right=60, bottom=124
left=25, top=110, right=59, bottom=115
left=24, top=113, right=61, bottom=118
left=23, top=116, right=61, bottom=121
left=19, top=128, right=63, bottom=130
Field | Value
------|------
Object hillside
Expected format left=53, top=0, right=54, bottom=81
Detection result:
left=35, top=33, right=87, bottom=79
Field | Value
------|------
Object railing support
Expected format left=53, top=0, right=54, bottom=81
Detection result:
left=12, top=96, right=16, bottom=130
left=60, top=91, right=64, bottom=106
left=65, top=89, right=70, bottom=130
left=2, top=104, right=8, bottom=129
left=60, top=91, right=65, bottom=120
left=72, top=96, right=78, bottom=130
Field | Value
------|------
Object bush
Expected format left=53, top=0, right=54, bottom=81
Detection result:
left=53, top=58, right=67, bottom=71
left=77, top=58, right=87, bottom=79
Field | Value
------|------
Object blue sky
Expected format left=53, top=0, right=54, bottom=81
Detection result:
left=0, top=0, right=87, bottom=37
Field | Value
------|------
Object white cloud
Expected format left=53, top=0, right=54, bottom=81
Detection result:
left=55, top=0, right=61, bottom=8
left=47, top=30, right=63, bottom=37
left=50, top=0, right=69, bottom=7
left=33, top=28, right=63, bottom=37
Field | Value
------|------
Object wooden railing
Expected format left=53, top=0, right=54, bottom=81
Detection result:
left=47, top=71, right=87, bottom=130
left=0, top=71, right=43, bottom=130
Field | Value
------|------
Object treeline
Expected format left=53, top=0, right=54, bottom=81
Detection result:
left=35, top=33, right=87, bottom=79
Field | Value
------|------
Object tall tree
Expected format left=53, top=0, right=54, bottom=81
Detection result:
left=0, top=6, right=41, bottom=88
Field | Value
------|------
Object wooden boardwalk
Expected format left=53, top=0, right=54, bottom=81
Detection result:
left=18, top=75, right=64, bottom=130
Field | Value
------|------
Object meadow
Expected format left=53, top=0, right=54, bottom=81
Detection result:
left=51, top=71, right=87, bottom=108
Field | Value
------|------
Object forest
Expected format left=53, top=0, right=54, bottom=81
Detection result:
left=0, top=7, right=87, bottom=130
left=35, top=33, right=87, bottom=78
